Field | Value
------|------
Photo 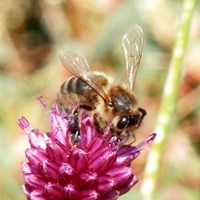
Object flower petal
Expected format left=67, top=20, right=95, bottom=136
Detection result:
left=38, top=96, right=47, bottom=107
left=25, top=149, right=48, bottom=168
left=28, top=130, right=47, bottom=150
left=79, top=190, right=99, bottom=200
left=50, top=107, right=71, bottom=147
left=29, top=189, right=47, bottom=200
left=116, top=145, right=140, bottom=166
left=90, top=150, right=117, bottom=174
left=79, top=171, right=98, bottom=188
left=78, top=117, right=98, bottom=149
left=18, top=116, right=29, bottom=130
left=135, top=133, right=156, bottom=151
left=22, top=184, right=32, bottom=197
left=46, top=140, right=68, bottom=164
left=59, top=163, right=75, bottom=184
left=106, top=166, right=133, bottom=188
left=102, top=190, right=119, bottom=200
left=21, top=162, right=38, bottom=174
left=39, top=160, right=59, bottom=181
left=24, top=174, right=46, bottom=189
left=117, top=175, right=138, bottom=195
left=44, top=182, right=64, bottom=200
left=87, top=137, right=107, bottom=156
left=63, top=184, right=79, bottom=200
left=97, top=175, right=115, bottom=194
left=68, top=148, right=88, bottom=173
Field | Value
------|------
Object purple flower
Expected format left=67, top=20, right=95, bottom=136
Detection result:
left=19, top=99, right=156, bottom=200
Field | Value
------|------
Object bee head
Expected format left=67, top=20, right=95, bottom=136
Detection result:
left=114, top=107, right=146, bottom=131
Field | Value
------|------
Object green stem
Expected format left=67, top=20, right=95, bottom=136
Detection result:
left=140, top=0, right=197, bottom=200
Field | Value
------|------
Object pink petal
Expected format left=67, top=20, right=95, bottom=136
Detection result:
left=38, top=96, right=47, bottom=108
left=63, top=184, right=79, bottom=200
left=21, top=162, right=38, bottom=174
left=46, top=141, right=68, bottom=164
left=59, top=163, right=75, bottom=184
left=44, top=182, right=64, bottom=200
left=24, top=174, right=46, bottom=189
left=106, top=166, right=133, bottom=188
left=135, top=133, right=156, bottom=151
left=102, top=190, right=119, bottom=200
left=89, top=150, right=117, bottom=174
left=26, top=149, right=48, bottom=168
left=79, top=190, right=99, bottom=200
left=39, top=160, right=59, bottom=181
left=116, top=145, right=140, bottom=166
left=79, top=171, right=98, bottom=188
left=50, top=112, right=70, bottom=147
left=28, top=131, right=46, bottom=150
left=68, top=148, right=88, bottom=173
left=117, top=175, right=138, bottom=195
left=22, top=184, right=32, bottom=197
left=87, top=137, right=107, bottom=156
left=18, top=116, right=29, bottom=130
left=97, top=175, right=115, bottom=194
left=29, top=189, right=47, bottom=200
left=78, top=117, right=98, bottom=149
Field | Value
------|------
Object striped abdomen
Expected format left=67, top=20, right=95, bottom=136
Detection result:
left=62, top=77, right=92, bottom=95
left=57, top=73, right=109, bottom=113
left=58, top=76, right=100, bottom=113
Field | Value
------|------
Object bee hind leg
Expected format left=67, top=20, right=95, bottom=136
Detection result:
left=68, top=104, right=95, bottom=144
left=68, top=104, right=97, bottom=144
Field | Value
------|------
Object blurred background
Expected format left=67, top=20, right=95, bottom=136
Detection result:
left=0, top=0, right=200, bottom=199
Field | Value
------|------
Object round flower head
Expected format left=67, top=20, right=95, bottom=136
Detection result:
left=19, top=98, right=156, bottom=200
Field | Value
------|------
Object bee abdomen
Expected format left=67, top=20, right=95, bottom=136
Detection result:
left=61, top=77, right=91, bottom=95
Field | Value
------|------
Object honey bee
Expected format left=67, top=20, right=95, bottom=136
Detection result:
left=57, top=25, right=146, bottom=143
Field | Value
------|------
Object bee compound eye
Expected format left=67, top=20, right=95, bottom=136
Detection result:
left=129, top=115, right=140, bottom=126
left=117, top=116, right=129, bottom=130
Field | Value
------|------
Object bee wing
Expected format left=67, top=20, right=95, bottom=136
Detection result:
left=122, top=25, right=144, bottom=91
left=58, top=50, right=110, bottom=102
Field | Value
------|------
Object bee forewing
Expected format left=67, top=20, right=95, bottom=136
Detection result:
left=122, top=25, right=144, bottom=91
left=58, top=50, right=90, bottom=79
left=58, top=50, right=110, bottom=102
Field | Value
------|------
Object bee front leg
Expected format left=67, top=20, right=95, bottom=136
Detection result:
left=93, top=113, right=104, bottom=135
left=126, top=131, right=136, bottom=145
left=118, top=131, right=131, bottom=144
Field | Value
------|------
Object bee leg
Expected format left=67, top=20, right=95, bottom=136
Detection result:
left=68, top=107, right=80, bottom=144
left=126, top=132, right=136, bottom=145
left=119, top=131, right=130, bottom=144
left=79, top=104, right=95, bottom=111
left=93, top=113, right=104, bottom=135
left=70, top=129, right=80, bottom=144
left=68, top=108, right=78, bottom=131
left=68, top=105, right=95, bottom=144
left=138, top=107, right=147, bottom=126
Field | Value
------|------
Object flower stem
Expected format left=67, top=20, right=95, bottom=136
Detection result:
left=140, top=0, right=197, bottom=200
